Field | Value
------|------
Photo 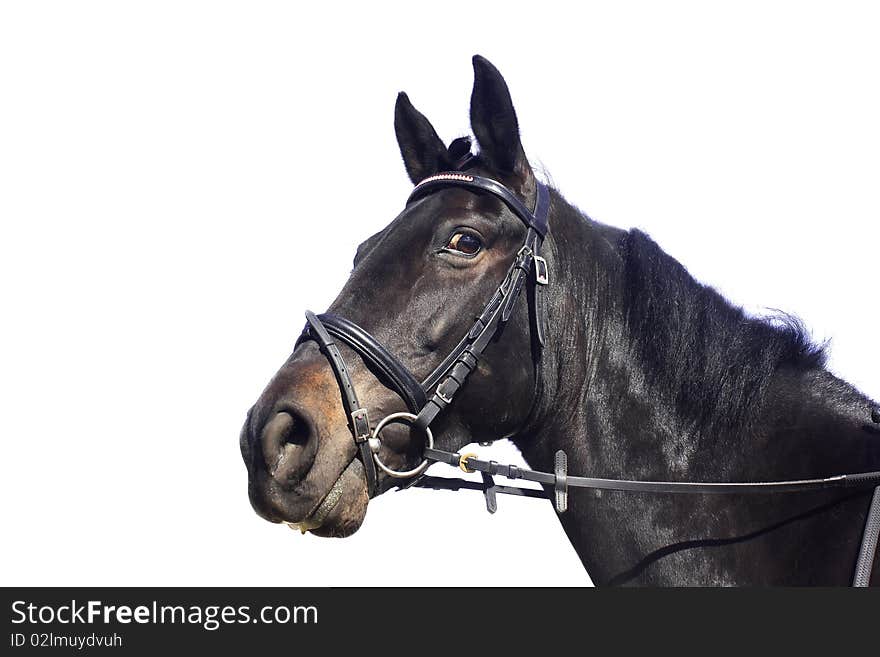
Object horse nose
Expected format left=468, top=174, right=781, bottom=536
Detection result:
left=260, top=407, right=318, bottom=483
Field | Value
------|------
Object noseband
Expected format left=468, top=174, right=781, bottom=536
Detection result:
left=295, top=171, right=880, bottom=586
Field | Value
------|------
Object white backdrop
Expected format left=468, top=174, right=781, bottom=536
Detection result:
left=2, top=1, right=878, bottom=586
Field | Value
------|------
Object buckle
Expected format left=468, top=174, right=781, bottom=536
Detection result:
left=436, top=377, right=456, bottom=404
left=350, top=408, right=371, bottom=443
left=534, top=256, right=549, bottom=285
left=514, top=245, right=533, bottom=272
left=459, top=452, right=478, bottom=473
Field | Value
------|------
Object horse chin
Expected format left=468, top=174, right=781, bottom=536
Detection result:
left=287, top=459, right=369, bottom=538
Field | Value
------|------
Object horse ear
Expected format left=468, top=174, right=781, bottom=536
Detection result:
left=394, top=92, right=450, bottom=184
left=469, top=55, right=532, bottom=183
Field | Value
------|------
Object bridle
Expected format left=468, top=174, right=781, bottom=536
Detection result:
left=296, top=168, right=550, bottom=495
left=296, top=168, right=880, bottom=586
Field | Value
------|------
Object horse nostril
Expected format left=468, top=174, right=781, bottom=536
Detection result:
left=284, top=415, right=310, bottom=446
left=263, top=410, right=309, bottom=445
left=261, top=409, right=318, bottom=481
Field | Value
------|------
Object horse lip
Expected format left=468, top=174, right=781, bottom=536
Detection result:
left=287, top=482, right=341, bottom=534
left=287, top=460, right=357, bottom=533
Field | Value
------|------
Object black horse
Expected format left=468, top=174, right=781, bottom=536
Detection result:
left=240, top=56, right=880, bottom=585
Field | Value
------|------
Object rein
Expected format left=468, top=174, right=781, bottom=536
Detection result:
left=296, top=169, right=880, bottom=586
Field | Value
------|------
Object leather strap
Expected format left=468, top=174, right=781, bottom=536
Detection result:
left=417, top=447, right=880, bottom=586
left=303, top=313, right=426, bottom=413
left=522, top=226, right=547, bottom=348
left=525, top=192, right=549, bottom=348
left=414, top=244, right=535, bottom=431
left=415, top=474, right=547, bottom=500
left=408, top=174, right=550, bottom=237
left=301, top=311, right=379, bottom=497
left=421, top=446, right=880, bottom=495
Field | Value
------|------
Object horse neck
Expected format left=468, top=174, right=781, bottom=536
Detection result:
left=516, top=188, right=877, bottom=486
left=512, top=191, right=879, bottom=584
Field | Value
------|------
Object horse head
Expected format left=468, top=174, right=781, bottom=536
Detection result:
left=240, top=56, right=547, bottom=536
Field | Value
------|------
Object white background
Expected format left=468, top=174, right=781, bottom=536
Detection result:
left=2, top=2, right=878, bottom=586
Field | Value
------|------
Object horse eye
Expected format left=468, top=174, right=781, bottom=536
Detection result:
left=445, top=232, right=482, bottom=256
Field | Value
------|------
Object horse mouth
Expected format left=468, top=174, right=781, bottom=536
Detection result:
left=285, top=459, right=369, bottom=537
left=287, top=474, right=346, bottom=534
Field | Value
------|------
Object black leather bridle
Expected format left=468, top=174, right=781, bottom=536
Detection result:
left=296, top=169, right=880, bottom=586
left=297, top=170, right=550, bottom=495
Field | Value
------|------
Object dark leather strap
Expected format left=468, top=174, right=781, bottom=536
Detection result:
left=418, top=446, right=880, bottom=586
left=481, top=472, right=498, bottom=513
left=414, top=244, right=536, bottom=431
left=301, top=311, right=379, bottom=497
left=408, top=174, right=550, bottom=237
left=421, top=446, right=880, bottom=495
left=421, top=330, right=472, bottom=391
left=415, top=474, right=547, bottom=500
left=533, top=179, right=550, bottom=231
left=306, top=313, right=426, bottom=413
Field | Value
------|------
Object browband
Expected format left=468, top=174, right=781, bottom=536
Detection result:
left=408, top=173, right=550, bottom=238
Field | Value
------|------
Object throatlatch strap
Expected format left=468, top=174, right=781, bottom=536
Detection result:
left=530, top=182, right=550, bottom=347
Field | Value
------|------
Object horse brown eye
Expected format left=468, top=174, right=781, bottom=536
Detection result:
left=446, top=232, right=482, bottom=255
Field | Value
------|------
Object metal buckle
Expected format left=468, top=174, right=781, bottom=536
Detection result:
left=459, top=452, right=478, bottom=473
left=436, top=377, right=455, bottom=405
left=351, top=408, right=371, bottom=443
left=534, top=256, right=549, bottom=285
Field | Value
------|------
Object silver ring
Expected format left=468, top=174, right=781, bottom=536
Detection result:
left=371, top=412, right=433, bottom=478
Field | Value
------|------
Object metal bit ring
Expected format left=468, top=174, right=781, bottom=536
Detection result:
left=370, top=412, right=434, bottom=478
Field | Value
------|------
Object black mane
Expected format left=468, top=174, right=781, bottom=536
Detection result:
left=618, top=228, right=827, bottom=435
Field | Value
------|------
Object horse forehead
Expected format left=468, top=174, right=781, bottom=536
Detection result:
left=404, top=186, right=504, bottom=224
